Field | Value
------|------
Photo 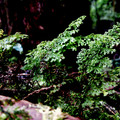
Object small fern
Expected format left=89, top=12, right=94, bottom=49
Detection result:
left=23, top=16, right=120, bottom=119
left=23, top=16, right=86, bottom=86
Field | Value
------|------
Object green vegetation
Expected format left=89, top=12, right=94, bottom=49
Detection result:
left=23, top=16, right=120, bottom=119
left=0, top=30, right=28, bottom=94
left=1, top=0, right=120, bottom=119
left=90, top=0, right=120, bottom=29
left=0, top=30, right=28, bottom=70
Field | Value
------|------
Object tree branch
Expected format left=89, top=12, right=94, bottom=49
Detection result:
left=23, top=85, right=54, bottom=100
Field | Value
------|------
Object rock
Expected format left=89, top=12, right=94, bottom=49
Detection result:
left=0, top=95, right=82, bottom=120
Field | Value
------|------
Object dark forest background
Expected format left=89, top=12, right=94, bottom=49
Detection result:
left=1, top=0, right=120, bottom=51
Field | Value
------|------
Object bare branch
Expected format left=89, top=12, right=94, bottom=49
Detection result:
left=23, top=85, right=54, bottom=100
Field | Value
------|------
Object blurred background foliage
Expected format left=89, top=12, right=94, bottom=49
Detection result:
left=0, top=0, right=118, bottom=50
left=0, top=0, right=91, bottom=50
left=0, top=0, right=120, bottom=50
left=90, top=0, right=120, bottom=31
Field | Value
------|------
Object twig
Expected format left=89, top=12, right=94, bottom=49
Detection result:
left=105, top=86, right=116, bottom=91
left=100, top=101, right=118, bottom=115
left=115, top=91, right=120, bottom=95
left=23, top=85, right=54, bottom=100
left=68, top=72, right=88, bottom=80
left=103, top=104, right=117, bottom=115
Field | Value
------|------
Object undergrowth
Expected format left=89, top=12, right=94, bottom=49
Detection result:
left=22, top=16, right=120, bottom=119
